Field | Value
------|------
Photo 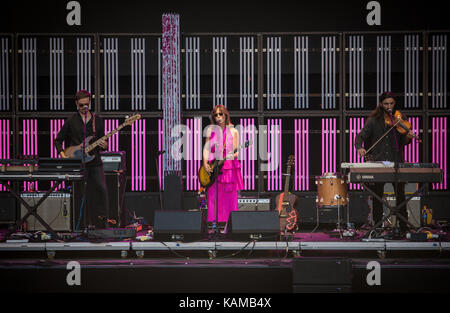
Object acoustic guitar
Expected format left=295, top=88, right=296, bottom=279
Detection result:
left=198, top=141, right=249, bottom=188
left=275, top=155, right=299, bottom=233
left=63, top=114, right=141, bottom=162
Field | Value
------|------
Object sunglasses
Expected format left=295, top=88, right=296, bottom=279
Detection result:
left=214, top=112, right=224, bottom=117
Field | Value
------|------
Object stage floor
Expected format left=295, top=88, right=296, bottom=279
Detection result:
left=2, top=227, right=450, bottom=293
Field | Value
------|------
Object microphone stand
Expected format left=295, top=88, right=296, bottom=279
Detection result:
left=82, top=110, right=88, bottom=230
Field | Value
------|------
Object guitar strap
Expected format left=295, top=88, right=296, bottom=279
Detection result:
left=92, top=112, right=96, bottom=138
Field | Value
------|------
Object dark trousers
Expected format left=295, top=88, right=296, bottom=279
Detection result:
left=371, top=182, right=407, bottom=230
left=85, top=164, right=109, bottom=227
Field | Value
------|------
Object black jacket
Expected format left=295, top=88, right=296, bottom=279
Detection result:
left=54, top=112, right=106, bottom=167
left=355, top=114, right=411, bottom=163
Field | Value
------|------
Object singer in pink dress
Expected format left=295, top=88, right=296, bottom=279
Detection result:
left=202, top=105, right=244, bottom=223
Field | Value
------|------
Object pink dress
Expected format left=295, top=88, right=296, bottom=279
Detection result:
left=206, top=126, right=244, bottom=223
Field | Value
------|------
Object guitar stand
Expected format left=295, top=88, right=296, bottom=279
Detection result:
left=362, top=182, right=422, bottom=238
left=2, top=180, right=62, bottom=240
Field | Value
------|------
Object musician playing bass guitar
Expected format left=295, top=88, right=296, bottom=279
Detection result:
left=54, top=90, right=110, bottom=229
left=202, top=105, right=244, bottom=228
left=355, top=91, right=416, bottom=234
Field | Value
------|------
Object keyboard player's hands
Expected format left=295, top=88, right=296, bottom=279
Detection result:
left=60, top=151, right=68, bottom=158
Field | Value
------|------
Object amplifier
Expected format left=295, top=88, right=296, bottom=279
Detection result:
left=20, top=192, right=71, bottom=231
left=384, top=196, right=421, bottom=228
left=100, top=151, right=126, bottom=173
left=238, top=198, right=270, bottom=211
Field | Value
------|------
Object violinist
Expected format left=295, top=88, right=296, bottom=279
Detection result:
left=355, top=91, right=416, bottom=233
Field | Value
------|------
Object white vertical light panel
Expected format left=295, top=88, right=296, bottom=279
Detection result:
left=240, top=37, right=255, bottom=110
left=377, top=35, right=391, bottom=103
left=77, top=37, right=92, bottom=93
left=49, top=37, right=64, bottom=110
left=404, top=35, right=420, bottom=108
left=1, top=37, right=10, bottom=111
left=103, top=38, right=119, bottom=110
left=348, top=35, right=364, bottom=109
left=431, top=35, right=447, bottom=109
left=294, top=36, right=309, bottom=109
left=321, top=36, right=336, bottom=110
left=131, top=38, right=146, bottom=111
left=185, top=37, right=200, bottom=110
left=266, top=37, right=281, bottom=110
left=22, top=38, right=37, bottom=111
left=213, top=37, right=227, bottom=107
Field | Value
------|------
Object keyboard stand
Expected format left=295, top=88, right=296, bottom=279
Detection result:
left=1, top=180, right=61, bottom=240
left=362, top=182, right=423, bottom=238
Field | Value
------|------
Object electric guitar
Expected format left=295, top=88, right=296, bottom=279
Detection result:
left=63, top=114, right=141, bottom=162
left=275, top=155, right=299, bottom=233
left=198, top=141, right=250, bottom=188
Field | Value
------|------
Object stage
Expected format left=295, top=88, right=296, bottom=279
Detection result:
left=1, top=228, right=450, bottom=293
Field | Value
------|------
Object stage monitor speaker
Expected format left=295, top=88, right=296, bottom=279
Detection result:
left=20, top=192, right=71, bottom=232
left=292, top=257, right=352, bottom=293
left=0, top=195, right=16, bottom=223
left=153, top=210, right=205, bottom=241
left=238, top=198, right=270, bottom=211
left=228, top=211, right=279, bottom=241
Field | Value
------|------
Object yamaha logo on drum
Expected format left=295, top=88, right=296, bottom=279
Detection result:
left=362, top=175, right=374, bottom=179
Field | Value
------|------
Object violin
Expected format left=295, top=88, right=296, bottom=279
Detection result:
left=384, top=110, right=422, bottom=143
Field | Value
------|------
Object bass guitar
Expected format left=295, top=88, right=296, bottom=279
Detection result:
left=275, top=155, right=299, bottom=233
left=63, top=114, right=141, bottom=162
left=198, top=141, right=250, bottom=188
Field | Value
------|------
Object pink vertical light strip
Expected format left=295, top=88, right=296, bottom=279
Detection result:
left=306, top=119, right=309, bottom=190
left=440, top=117, right=444, bottom=190
left=240, top=118, right=246, bottom=190
left=196, top=118, right=201, bottom=190
left=294, top=119, right=298, bottom=191
left=432, top=117, right=436, bottom=189
left=158, top=119, right=165, bottom=191
left=321, top=119, right=324, bottom=177
left=186, top=119, right=191, bottom=191
left=246, top=119, right=249, bottom=190
left=331, top=118, right=337, bottom=173
left=278, top=119, right=282, bottom=190
left=131, top=122, right=135, bottom=191
left=349, top=118, right=354, bottom=190
left=143, top=119, right=146, bottom=191
left=302, top=119, right=306, bottom=190
left=442, top=117, right=448, bottom=189
left=245, top=119, right=248, bottom=190
left=34, top=119, right=38, bottom=191
left=439, top=117, right=443, bottom=189
left=268, top=119, right=272, bottom=191
left=141, top=119, right=145, bottom=191
left=252, top=119, right=255, bottom=190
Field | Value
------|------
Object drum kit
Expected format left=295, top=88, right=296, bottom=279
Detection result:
left=312, top=172, right=353, bottom=238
